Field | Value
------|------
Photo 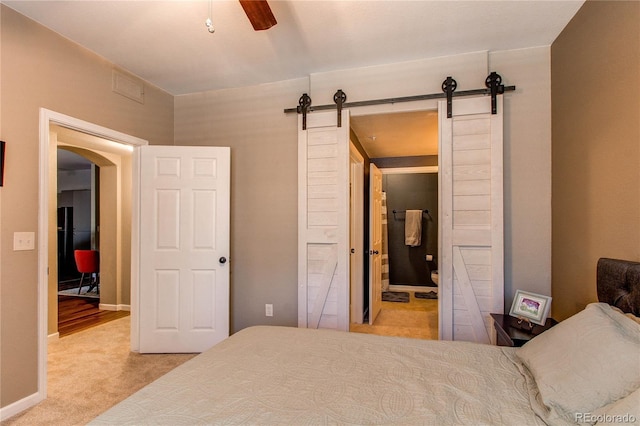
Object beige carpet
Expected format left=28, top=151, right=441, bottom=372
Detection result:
left=350, top=291, right=439, bottom=339
left=3, top=317, right=196, bottom=426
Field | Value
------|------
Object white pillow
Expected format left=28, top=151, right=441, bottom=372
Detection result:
left=516, top=303, right=640, bottom=422
left=591, top=387, right=640, bottom=425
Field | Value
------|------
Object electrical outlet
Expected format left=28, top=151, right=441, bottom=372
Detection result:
left=14, top=232, right=35, bottom=251
left=265, top=304, right=273, bottom=317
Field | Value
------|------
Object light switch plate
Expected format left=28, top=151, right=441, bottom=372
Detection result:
left=14, top=232, right=35, bottom=251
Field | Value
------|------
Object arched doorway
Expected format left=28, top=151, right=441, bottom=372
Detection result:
left=48, top=126, right=133, bottom=338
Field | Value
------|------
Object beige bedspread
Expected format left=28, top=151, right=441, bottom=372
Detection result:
left=91, top=326, right=547, bottom=425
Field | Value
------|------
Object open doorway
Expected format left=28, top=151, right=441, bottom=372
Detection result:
left=349, top=110, right=439, bottom=339
left=57, top=149, right=104, bottom=336
left=56, top=149, right=95, bottom=288
left=37, top=109, right=148, bottom=406
left=49, top=125, right=133, bottom=339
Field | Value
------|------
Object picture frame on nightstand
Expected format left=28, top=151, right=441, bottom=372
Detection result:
left=509, top=290, right=552, bottom=326
left=0, top=141, right=5, bottom=187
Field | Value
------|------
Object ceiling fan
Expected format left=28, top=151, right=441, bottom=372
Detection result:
left=238, top=0, right=277, bottom=31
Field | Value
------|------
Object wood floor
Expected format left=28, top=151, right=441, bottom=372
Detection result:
left=58, top=295, right=129, bottom=337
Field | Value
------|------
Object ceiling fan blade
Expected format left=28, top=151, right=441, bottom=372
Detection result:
left=239, top=0, right=277, bottom=31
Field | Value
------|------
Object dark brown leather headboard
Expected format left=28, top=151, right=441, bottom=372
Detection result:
left=597, top=258, right=640, bottom=316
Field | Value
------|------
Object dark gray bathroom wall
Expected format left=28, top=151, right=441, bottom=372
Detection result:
left=383, top=172, right=438, bottom=286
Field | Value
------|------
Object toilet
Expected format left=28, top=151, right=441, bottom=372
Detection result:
left=426, top=254, right=438, bottom=286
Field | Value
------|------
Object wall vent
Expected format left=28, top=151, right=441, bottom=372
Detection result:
left=112, top=70, right=144, bottom=104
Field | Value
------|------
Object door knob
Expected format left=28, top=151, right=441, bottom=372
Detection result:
left=219, top=257, right=227, bottom=264
left=369, top=250, right=379, bottom=255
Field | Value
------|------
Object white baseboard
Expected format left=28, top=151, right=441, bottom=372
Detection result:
left=0, top=391, right=43, bottom=421
left=48, top=332, right=59, bottom=343
left=99, top=303, right=131, bottom=311
left=389, top=284, right=438, bottom=293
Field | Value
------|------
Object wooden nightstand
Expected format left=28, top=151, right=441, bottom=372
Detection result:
left=490, top=313, right=558, bottom=347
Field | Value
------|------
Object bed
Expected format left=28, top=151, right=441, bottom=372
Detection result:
left=92, top=258, right=640, bottom=425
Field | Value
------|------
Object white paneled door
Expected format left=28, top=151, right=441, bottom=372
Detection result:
left=298, top=110, right=350, bottom=331
left=439, top=97, right=504, bottom=344
left=138, top=145, right=230, bottom=353
left=369, top=163, right=383, bottom=325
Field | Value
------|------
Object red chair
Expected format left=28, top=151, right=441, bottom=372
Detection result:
left=74, top=250, right=99, bottom=295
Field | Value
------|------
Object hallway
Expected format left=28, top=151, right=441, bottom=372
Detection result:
left=350, top=291, right=438, bottom=339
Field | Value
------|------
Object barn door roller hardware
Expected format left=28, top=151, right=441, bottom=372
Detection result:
left=297, top=93, right=312, bottom=130
left=334, top=89, right=347, bottom=127
left=285, top=72, right=515, bottom=122
left=485, top=72, right=504, bottom=114
left=442, top=76, right=457, bottom=118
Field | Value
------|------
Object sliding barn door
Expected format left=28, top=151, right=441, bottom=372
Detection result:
left=298, top=110, right=350, bottom=331
left=439, top=97, right=504, bottom=344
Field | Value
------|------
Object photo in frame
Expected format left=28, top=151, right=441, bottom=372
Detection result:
left=509, top=290, right=552, bottom=326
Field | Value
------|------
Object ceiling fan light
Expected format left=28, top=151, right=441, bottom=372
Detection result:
left=205, top=18, right=215, bottom=33
left=205, top=0, right=215, bottom=34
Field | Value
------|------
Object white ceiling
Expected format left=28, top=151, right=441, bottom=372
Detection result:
left=4, top=0, right=583, bottom=96
left=7, top=0, right=583, bottom=161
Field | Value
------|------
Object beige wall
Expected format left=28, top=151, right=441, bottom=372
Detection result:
left=175, top=78, right=308, bottom=332
left=176, top=47, right=554, bottom=332
left=551, top=1, right=640, bottom=320
left=489, top=47, right=553, bottom=309
left=0, top=5, right=173, bottom=408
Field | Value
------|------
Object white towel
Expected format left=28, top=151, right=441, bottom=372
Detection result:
left=405, top=210, right=422, bottom=247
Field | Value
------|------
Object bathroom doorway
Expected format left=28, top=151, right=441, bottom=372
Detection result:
left=349, top=109, right=439, bottom=339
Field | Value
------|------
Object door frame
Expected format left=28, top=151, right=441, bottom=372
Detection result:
left=349, top=143, right=365, bottom=324
left=37, top=109, right=147, bottom=406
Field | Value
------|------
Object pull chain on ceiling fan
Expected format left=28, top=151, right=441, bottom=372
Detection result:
left=205, top=0, right=215, bottom=33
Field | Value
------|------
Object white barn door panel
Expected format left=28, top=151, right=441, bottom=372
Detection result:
left=298, top=110, right=350, bottom=331
left=439, top=97, right=504, bottom=344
